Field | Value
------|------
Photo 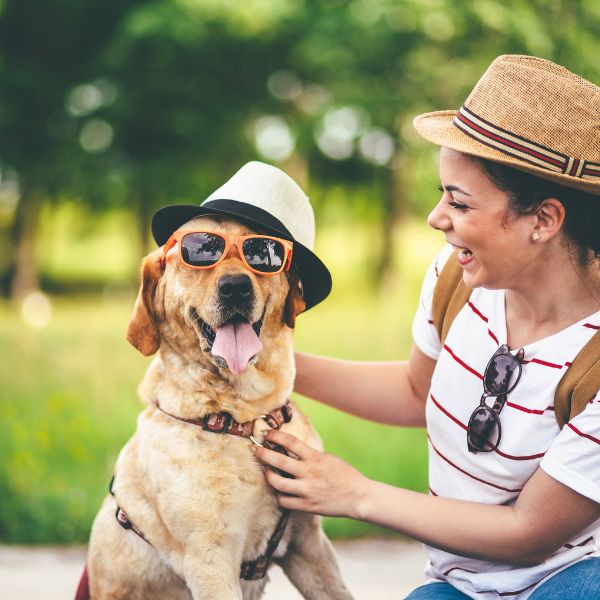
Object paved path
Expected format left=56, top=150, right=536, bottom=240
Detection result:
left=0, top=539, right=426, bottom=599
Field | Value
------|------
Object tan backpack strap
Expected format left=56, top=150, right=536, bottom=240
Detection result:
left=431, top=249, right=472, bottom=344
left=554, top=330, right=600, bottom=429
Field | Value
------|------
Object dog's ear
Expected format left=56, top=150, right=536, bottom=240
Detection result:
left=127, top=249, right=164, bottom=355
left=284, top=270, right=306, bottom=329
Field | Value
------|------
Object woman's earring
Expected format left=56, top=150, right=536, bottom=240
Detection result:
left=532, top=232, right=540, bottom=241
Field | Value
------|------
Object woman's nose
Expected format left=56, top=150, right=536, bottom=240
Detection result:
left=427, top=199, right=451, bottom=232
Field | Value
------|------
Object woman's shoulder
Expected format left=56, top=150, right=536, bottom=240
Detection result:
left=420, top=244, right=456, bottom=297
left=430, top=244, right=455, bottom=278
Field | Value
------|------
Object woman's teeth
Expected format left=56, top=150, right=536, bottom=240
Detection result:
left=459, top=247, right=472, bottom=257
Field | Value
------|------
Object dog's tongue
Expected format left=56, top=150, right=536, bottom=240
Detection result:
left=211, top=320, right=263, bottom=375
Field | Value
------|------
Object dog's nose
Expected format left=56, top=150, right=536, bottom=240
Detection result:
left=218, top=274, right=253, bottom=304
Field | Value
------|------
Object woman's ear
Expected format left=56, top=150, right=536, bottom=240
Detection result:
left=284, top=270, right=306, bottom=329
left=532, top=197, right=566, bottom=241
left=127, top=249, right=164, bottom=355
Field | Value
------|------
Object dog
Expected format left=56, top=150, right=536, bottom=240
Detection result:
left=85, top=204, right=353, bottom=599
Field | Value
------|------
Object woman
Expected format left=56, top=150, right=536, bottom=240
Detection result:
left=254, top=55, right=600, bottom=598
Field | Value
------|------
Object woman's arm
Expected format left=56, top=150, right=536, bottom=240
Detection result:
left=293, top=345, right=436, bottom=427
left=254, top=432, right=600, bottom=566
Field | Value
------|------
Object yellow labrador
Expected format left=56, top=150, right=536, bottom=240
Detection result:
left=86, top=215, right=353, bottom=600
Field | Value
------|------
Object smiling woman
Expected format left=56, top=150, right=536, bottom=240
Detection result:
left=430, top=147, right=537, bottom=291
left=254, top=54, right=600, bottom=600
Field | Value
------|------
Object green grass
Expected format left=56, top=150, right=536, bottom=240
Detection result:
left=0, top=216, right=443, bottom=543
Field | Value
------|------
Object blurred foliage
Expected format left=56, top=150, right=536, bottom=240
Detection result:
left=1, top=0, right=600, bottom=295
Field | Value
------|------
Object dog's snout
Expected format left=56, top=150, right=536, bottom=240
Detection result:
left=218, top=274, right=253, bottom=304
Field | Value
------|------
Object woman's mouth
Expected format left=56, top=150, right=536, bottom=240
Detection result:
left=457, top=247, right=473, bottom=266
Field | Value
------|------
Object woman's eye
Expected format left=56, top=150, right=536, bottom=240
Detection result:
left=438, top=185, right=469, bottom=209
left=449, top=201, right=469, bottom=210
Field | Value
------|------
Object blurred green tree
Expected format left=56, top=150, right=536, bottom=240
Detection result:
left=1, top=0, right=599, bottom=296
left=0, top=0, right=149, bottom=297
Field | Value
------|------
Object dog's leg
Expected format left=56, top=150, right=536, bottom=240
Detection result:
left=88, top=497, right=191, bottom=600
left=241, top=577, right=269, bottom=600
left=276, top=513, right=354, bottom=600
left=181, top=551, right=244, bottom=600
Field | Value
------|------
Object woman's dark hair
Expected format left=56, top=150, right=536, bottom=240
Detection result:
left=478, top=158, right=600, bottom=264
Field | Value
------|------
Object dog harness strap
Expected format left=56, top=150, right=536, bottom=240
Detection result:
left=239, top=509, right=291, bottom=580
left=115, top=506, right=152, bottom=544
left=239, top=438, right=295, bottom=580
left=110, top=400, right=294, bottom=579
left=110, top=476, right=152, bottom=545
left=156, top=399, right=293, bottom=438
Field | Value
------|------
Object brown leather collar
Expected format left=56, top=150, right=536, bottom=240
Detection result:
left=155, top=400, right=293, bottom=440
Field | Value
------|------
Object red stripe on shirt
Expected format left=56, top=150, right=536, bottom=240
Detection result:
left=564, top=535, right=594, bottom=549
left=443, top=566, right=477, bottom=577
left=466, top=301, right=499, bottom=344
left=487, top=329, right=499, bottom=345
left=427, top=434, right=523, bottom=492
left=567, top=422, right=600, bottom=446
left=430, top=394, right=467, bottom=431
left=506, top=401, right=554, bottom=415
left=583, top=323, right=600, bottom=330
left=443, top=344, right=483, bottom=379
left=521, top=357, right=566, bottom=369
left=498, top=581, right=538, bottom=596
left=467, top=301, right=488, bottom=323
left=430, top=395, right=547, bottom=460
left=498, top=552, right=596, bottom=596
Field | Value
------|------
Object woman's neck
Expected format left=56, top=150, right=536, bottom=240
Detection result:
left=505, top=250, right=600, bottom=348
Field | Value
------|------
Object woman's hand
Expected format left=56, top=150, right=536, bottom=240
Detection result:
left=253, top=429, right=371, bottom=518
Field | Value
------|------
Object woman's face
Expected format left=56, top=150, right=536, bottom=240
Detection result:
left=428, top=148, right=535, bottom=290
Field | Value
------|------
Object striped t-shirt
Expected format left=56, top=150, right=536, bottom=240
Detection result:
left=412, top=245, right=600, bottom=599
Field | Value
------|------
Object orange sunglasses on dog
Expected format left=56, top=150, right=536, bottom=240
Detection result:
left=162, top=230, right=293, bottom=275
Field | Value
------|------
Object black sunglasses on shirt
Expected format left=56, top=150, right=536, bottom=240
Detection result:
left=467, top=344, right=524, bottom=454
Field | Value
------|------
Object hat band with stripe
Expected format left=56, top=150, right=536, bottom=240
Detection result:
left=453, top=105, right=600, bottom=181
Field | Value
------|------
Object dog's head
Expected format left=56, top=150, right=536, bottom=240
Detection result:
left=126, top=215, right=305, bottom=377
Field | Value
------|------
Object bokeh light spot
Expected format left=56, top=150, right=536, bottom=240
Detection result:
left=267, top=70, right=303, bottom=102
left=315, top=106, right=369, bottom=161
left=295, top=83, right=331, bottom=115
left=79, top=119, right=114, bottom=153
left=21, top=291, right=52, bottom=329
left=67, top=84, right=103, bottom=117
left=253, top=116, right=296, bottom=161
left=359, top=128, right=395, bottom=166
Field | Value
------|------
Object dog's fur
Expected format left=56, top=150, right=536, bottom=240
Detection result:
left=87, top=215, right=353, bottom=600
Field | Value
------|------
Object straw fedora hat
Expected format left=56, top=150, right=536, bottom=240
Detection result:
left=413, top=54, right=600, bottom=195
left=152, top=161, right=332, bottom=310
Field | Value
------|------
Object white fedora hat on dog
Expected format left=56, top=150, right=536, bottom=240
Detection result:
left=152, top=161, right=332, bottom=309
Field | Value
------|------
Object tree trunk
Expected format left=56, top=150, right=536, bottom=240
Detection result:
left=10, top=185, right=43, bottom=299
left=375, top=151, right=405, bottom=288
left=282, top=153, right=309, bottom=190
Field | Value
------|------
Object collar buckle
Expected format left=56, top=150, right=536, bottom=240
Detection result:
left=201, top=411, right=232, bottom=433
